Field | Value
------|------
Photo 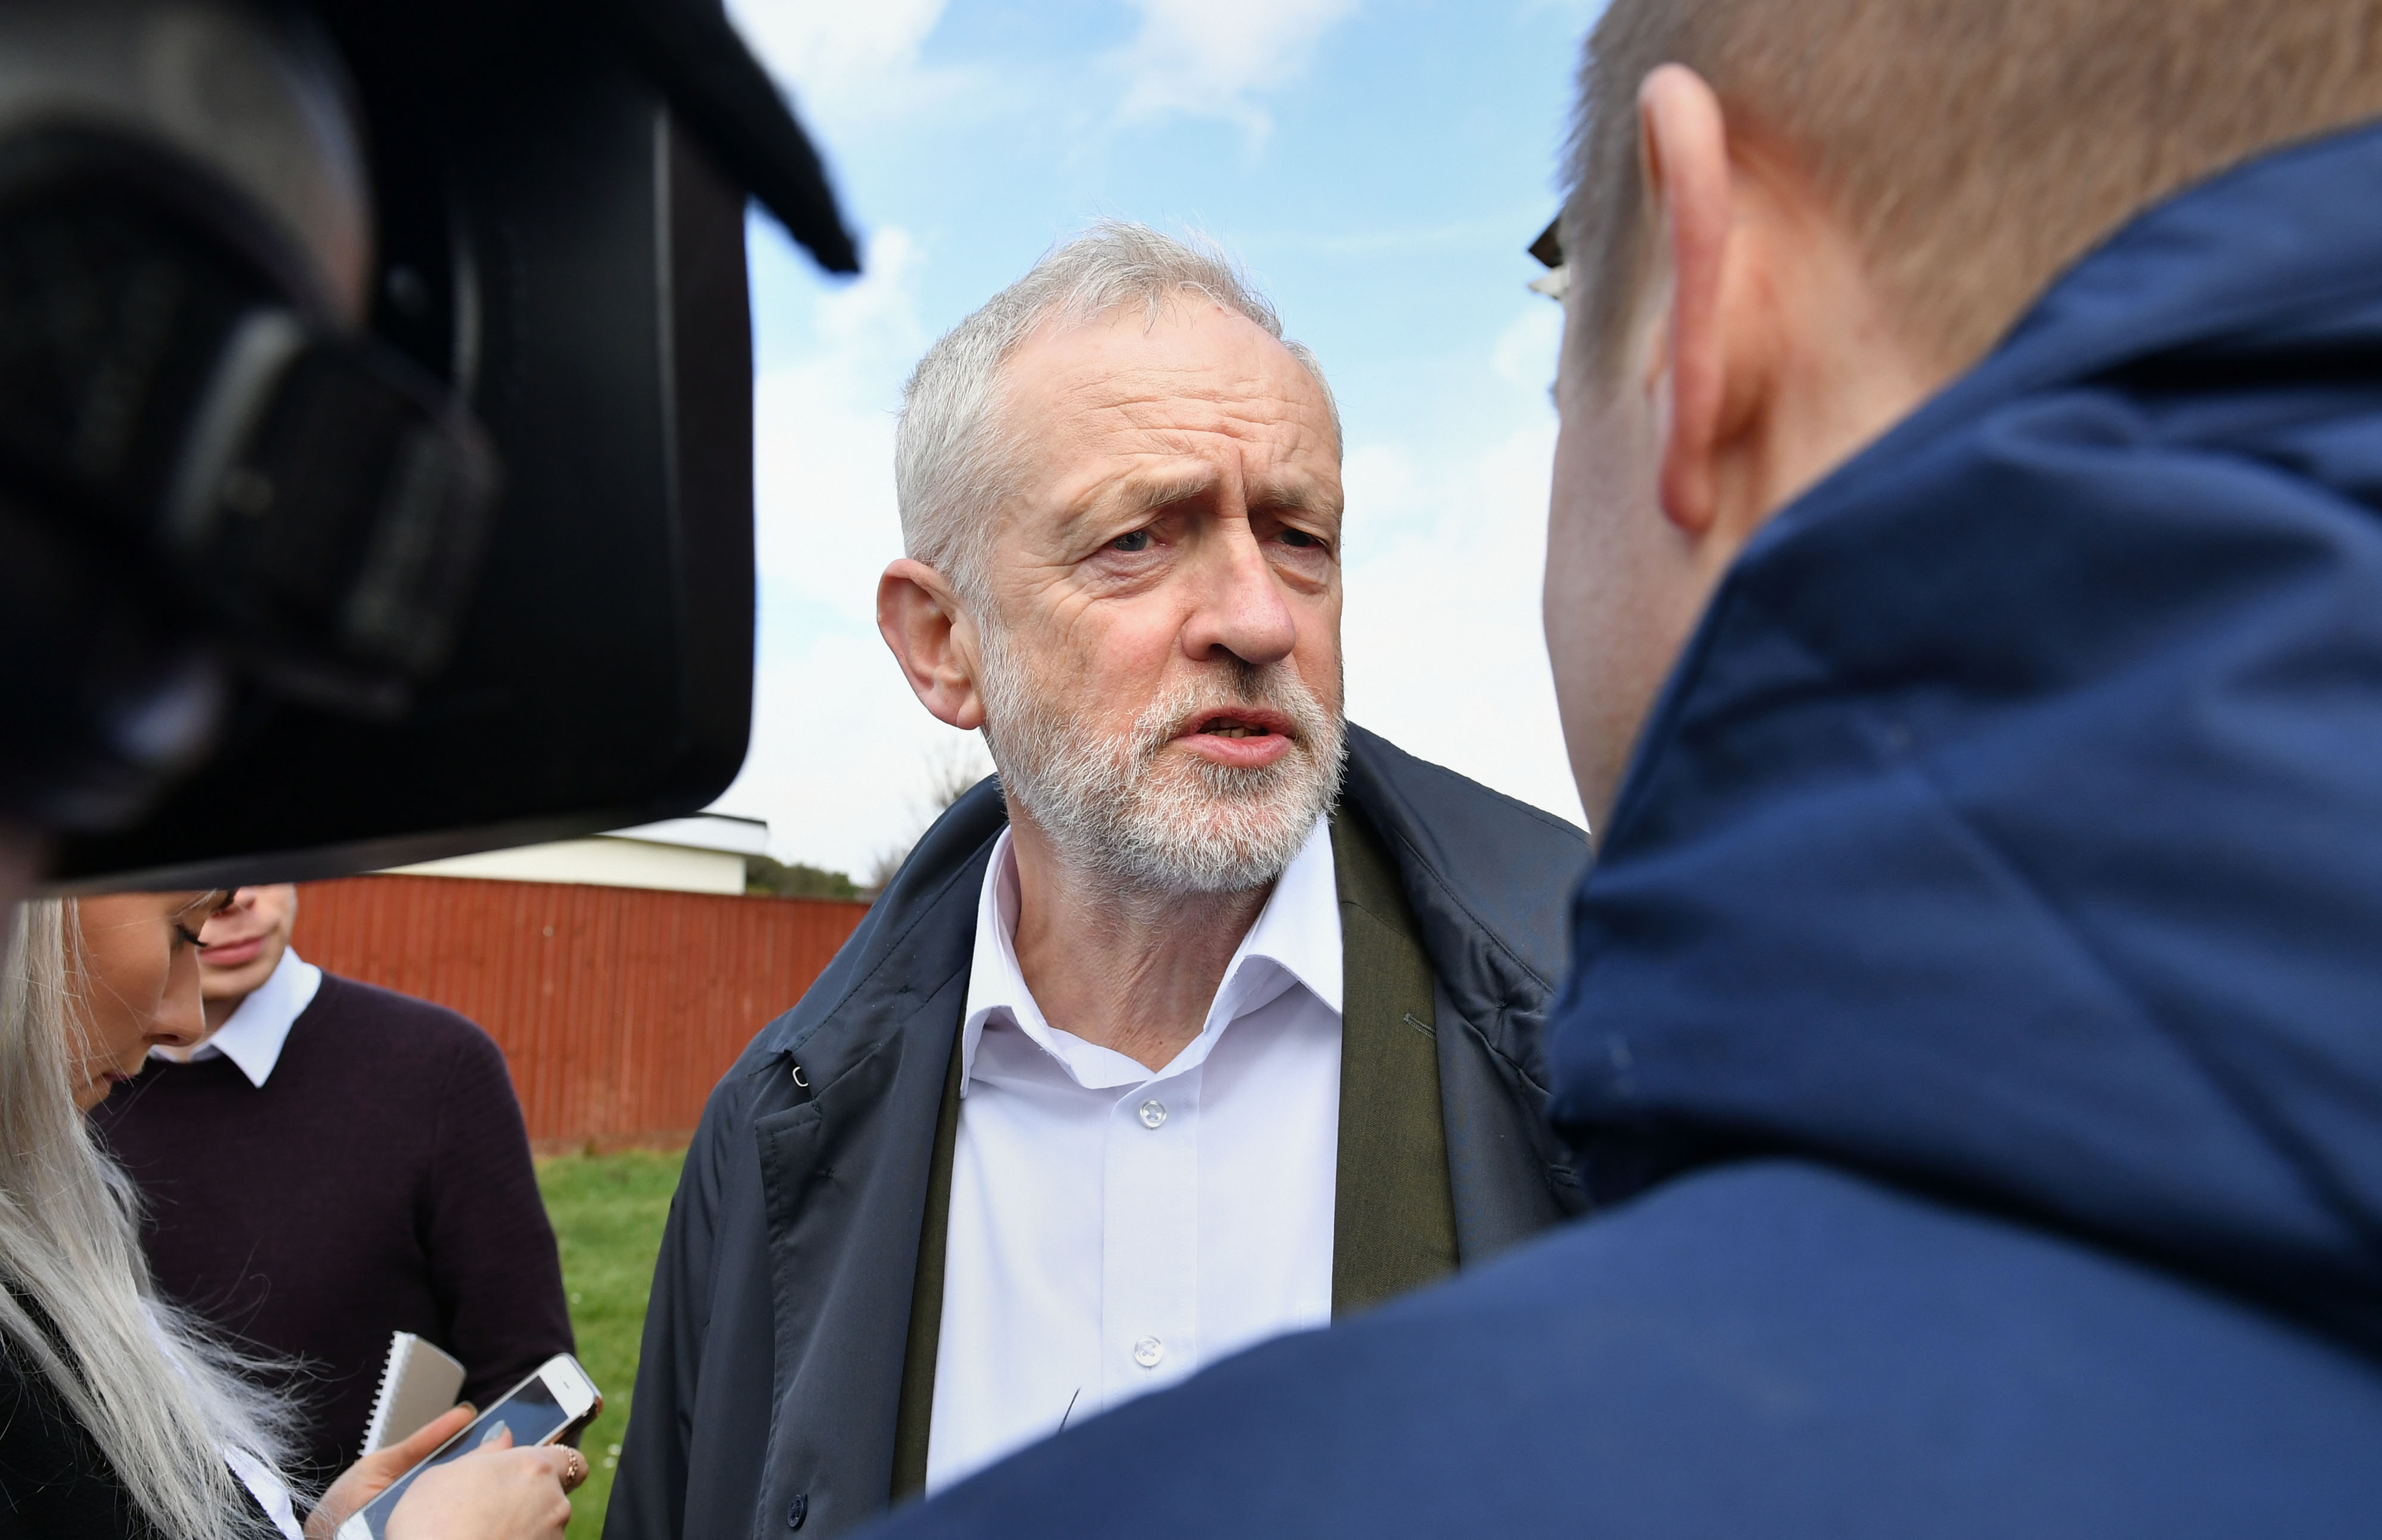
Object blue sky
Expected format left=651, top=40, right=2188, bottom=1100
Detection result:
left=714, top=0, right=1603, bottom=876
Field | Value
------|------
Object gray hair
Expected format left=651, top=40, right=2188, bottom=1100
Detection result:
left=894, top=220, right=1340, bottom=605
left=0, top=901, right=299, bottom=1539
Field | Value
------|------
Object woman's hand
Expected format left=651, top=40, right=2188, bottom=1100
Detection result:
left=383, top=1424, right=576, bottom=1540
left=306, top=1405, right=476, bottom=1540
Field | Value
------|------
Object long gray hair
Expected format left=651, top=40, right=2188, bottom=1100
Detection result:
left=0, top=900, right=299, bottom=1539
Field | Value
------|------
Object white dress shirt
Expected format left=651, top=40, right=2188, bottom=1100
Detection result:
left=924, top=815, right=1344, bottom=1494
left=158, top=947, right=323, bottom=1087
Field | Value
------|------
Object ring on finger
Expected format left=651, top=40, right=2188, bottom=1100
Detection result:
left=560, top=1449, right=588, bottom=1491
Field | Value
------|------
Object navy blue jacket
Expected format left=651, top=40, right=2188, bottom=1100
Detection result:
left=866, top=120, right=2382, bottom=1538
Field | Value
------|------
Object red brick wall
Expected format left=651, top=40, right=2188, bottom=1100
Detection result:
left=293, top=875, right=868, bottom=1149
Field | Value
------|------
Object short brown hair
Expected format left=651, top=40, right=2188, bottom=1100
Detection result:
left=1564, top=0, right=2382, bottom=375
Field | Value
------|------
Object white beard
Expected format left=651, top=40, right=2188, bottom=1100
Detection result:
left=975, top=622, right=1347, bottom=895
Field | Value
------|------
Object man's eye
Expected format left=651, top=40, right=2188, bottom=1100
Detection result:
left=1280, top=528, right=1319, bottom=549
left=1110, top=530, right=1152, bottom=553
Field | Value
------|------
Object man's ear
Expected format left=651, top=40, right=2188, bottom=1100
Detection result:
left=878, top=558, right=988, bottom=731
left=1638, top=63, right=1740, bottom=538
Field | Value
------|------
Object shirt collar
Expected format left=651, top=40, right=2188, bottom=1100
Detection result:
left=175, top=948, right=324, bottom=1088
left=959, top=813, right=1341, bottom=1095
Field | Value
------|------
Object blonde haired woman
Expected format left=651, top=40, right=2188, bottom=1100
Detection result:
left=0, top=895, right=577, bottom=1539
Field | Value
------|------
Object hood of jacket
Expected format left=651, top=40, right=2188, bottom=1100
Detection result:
left=759, top=722, right=1587, bottom=1094
left=1550, top=120, right=2382, bottom=1351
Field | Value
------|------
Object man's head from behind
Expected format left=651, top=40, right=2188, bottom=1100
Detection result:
left=1546, top=0, right=2382, bottom=837
left=878, top=223, right=1347, bottom=895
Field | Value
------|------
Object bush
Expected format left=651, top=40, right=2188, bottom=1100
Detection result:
left=745, top=855, right=861, bottom=900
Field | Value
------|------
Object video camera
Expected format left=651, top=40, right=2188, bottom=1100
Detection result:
left=0, top=0, right=854, bottom=890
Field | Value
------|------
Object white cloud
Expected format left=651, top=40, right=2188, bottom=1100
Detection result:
left=1338, top=311, right=1582, bottom=831
left=1492, top=296, right=1564, bottom=389
left=712, top=226, right=992, bottom=876
left=724, top=0, right=972, bottom=127
left=1109, top=0, right=1362, bottom=140
left=733, top=630, right=992, bottom=881
left=749, top=227, right=925, bottom=625
left=730, top=0, right=1363, bottom=154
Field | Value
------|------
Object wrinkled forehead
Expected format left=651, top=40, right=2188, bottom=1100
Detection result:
left=994, top=300, right=1343, bottom=522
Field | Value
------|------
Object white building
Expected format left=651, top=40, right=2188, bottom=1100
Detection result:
left=386, top=813, right=769, bottom=895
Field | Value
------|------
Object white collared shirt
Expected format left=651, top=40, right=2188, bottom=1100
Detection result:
left=923, top=816, right=1343, bottom=1494
left=225, top=1444, right=303, bottom=1539
left=159, top=947, right=323, bottom=1088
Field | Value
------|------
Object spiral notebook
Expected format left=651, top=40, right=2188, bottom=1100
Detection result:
left=359, top=1333, right=467, bottom=1454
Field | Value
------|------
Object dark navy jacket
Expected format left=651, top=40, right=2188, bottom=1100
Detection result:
left=864, top=121, right=2382, bottom=1538
left=605, top=726, right=1588, bottom=1540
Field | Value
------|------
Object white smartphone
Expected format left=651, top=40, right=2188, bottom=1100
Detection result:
left=334, top=1353, right=601, bottom=1540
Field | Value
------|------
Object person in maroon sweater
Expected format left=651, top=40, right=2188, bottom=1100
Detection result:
left=93, top=885, right=575, bottom=1490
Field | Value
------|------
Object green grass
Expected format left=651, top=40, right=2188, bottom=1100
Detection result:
left=538, top=1148, right=685, bottom=1540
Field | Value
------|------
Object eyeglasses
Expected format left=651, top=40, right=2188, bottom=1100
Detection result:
left=1527, top=217, right=1568, bottom=302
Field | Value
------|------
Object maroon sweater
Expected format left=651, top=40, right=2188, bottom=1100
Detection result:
left=93, top=974, right=574, bottom=1489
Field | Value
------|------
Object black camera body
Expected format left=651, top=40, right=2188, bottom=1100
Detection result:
left=0, top=0, right=854, bottom=889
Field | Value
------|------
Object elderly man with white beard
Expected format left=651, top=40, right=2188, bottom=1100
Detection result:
left=604, top=222, right=1590, bottom=1540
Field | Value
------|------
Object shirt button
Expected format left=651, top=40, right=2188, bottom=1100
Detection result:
left=1138, top=1099, right=1167, bottom=1129
left=1132, top=1336, right=1165, bottom=1368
